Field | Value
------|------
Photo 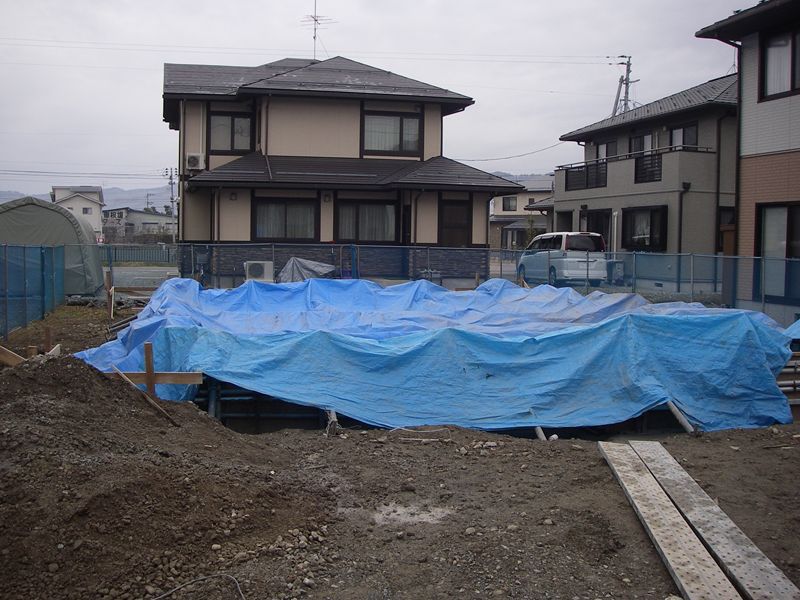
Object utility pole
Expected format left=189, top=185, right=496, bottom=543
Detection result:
left=163, top=168, right=177, bottom=243
left=145, top=192, right=154, bottom=211
left=613, top=56, right=639, bottom=115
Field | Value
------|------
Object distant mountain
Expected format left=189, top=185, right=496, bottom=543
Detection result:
left=491, top=171, right=555, bottom=183
left=0, top=185, right=174, bottom=212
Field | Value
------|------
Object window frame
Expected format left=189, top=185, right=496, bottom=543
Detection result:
left=629, top=132, right=654, bottom=154
left=361, top=109, right=423, bottom=158
left=621, top=205, right=668, bottom=252
left=250, top=197, right=320, bottom=242
left=82, top=207, right=92, bottom=215
left=596, top=139, right=618, bottom=159
left=669, top=122, right=699, bottom=149
left=754, top=201, right=800, bottom=305
left=334, top=197, right=401, bottom=244
left=759, top=27, right=800, bottom=101
left=501, top=196, right=517, bottom=211
left=207, top=111, right=255, bottom=156
left=437, top=196, right=474, bottom=248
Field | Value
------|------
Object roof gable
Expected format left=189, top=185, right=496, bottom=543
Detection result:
left=560, top=74, right=737, bottom=142
left=54, top=192, right=104, bottom=206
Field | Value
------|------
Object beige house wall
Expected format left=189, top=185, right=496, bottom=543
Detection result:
left=183, top=190, right=211, bottom=240
left=183, top=101, right=205, bottom=155
left=415, top=192, right=438, bottom=244
left=472, top=194, right=489, bottom=245
left=218, top=189, right=251, bottom=241
left=55, top=196, right=102, bottom=234
left=423, top=104, right=442, bottom=159
left=267, top=97, right=361, bottom=157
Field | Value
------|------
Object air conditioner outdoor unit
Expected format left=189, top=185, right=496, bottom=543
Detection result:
left=186, top=153, right=205, bottom=170
left=244, top=260, right=274, bottom=282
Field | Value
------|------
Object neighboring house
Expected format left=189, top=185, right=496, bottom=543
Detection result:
left=162, top=56, right=522, bottom=282
left=697, top=0, right=800, bottom=322
left=489, top=174, right=554, bottom=249
left=551, top=75, right=738, bottom=254
left=103, top=207, right=176, bottom=241
left=51, top=186, right=105, bottom=240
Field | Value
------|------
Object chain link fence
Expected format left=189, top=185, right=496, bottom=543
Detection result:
left=0, top=244, right=65, bottom=340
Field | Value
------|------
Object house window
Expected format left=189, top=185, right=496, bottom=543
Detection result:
left=439, top=200, right=472, bottom=247
left=621, top=206, right=667, bottom=251
left=502, top=196, right=517, bottom=211
left=596, top=140, right=617, bottom=159
left=762, top=30, right=800, bottom=97
left=209, top=114, right=252, bottom=153
left=336, top=200, right=398, bottom=242
left=363, top=113, right=420, bottom=156
left=670, top=123, right=698, bottom=148
left=253, top=199, right=317, bottom=241
left=759, top=204, right=800, bottom=300
left=82, top=207, right=92, bottom=215
left=629, top=133, right=653, bottom=154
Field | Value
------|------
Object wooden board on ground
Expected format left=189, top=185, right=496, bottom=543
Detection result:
left=104, top=372, right=203, bottom=385
left=598, top=441, right=741, bottom=600
left=630, top=441, right=800, bottom=600
left=0, top=345, right=25, bottom=367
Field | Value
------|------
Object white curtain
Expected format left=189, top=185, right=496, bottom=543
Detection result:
left=359, top=204, right=395, bottom=241
left=209, top=116, right=231, bottom=151
left=364, top=116, right=400, bottom=151
left=338, top=204, right=356, bottom=240
left=256, top=203, right=285, bottom=238
left=286, top=204, right=315, bottom=239
left=765, top=33, right=791, bottom=96
left=633, top=211, right=650, bottom=246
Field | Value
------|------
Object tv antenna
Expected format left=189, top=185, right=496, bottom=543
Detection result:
left=301, top=1, right=335, bottom=60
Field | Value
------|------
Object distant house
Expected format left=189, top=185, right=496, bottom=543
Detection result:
left=162, top=55, right=522, bottom=283
left=102, top=207, right=176, bottom=241
left=697, top=0, right=800, bottom=321
left=51, top=186, right=104, bottom=240
left=489, top=175, right=554, bottom=249
left=552, top=75, right=738, bottom=254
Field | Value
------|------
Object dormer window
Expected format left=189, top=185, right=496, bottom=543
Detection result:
left=209, top=113, right=253, bottom=154
left=363, top=112, right=421, bottom=156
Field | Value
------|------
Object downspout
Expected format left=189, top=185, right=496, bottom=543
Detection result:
left=412, top=190, right=423, bottom=244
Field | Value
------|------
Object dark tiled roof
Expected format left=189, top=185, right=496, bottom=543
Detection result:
left=188, top=154, right=522, bottom=192
left=560, top=74, right=737, bottom=142
left=164, top=56, right=472, bottom=115
left=696, top=0, right=800, bottom=41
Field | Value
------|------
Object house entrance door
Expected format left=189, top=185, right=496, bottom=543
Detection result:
left=439, top=200, right=472, bottom=247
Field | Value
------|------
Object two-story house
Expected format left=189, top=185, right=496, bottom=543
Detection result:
left=551, top=75, right=738, bottom=255
left=50, top=186, right=105, bottom=240
left=103, top=206, right=176, bottom=242
left=489, top=174, right=554, bottom=249
left=162, top=56, right=522, bottom=284
left=697, top=0, right=800, bottom=323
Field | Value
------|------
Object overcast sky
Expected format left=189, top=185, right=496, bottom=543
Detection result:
left=0, top=0, right=744, bottom=194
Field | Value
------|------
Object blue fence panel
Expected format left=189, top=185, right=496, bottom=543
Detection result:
left=6, top=246, right=26, bottom=337
left=0, top=246, right=6, bottom=338
left=54, top=246, right=65, bottom=305
left=42, top=247, right=54, bottom=313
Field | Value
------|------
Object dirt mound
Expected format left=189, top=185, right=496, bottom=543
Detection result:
left=0, top=357, right=331, bottom=599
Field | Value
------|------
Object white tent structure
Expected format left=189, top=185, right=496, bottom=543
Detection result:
left=0, top=197, right=104, bottom=295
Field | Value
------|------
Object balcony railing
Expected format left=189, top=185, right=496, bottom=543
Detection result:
left=564, top=161, right=608, bottom=191
left=557, top=145, right=713, bottom=191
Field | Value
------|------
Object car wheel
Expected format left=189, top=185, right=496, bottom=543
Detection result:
left=517, top=265, right=526, bottom=285
left=548, top=267, right=558, bottom=286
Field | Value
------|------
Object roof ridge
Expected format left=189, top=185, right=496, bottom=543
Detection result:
left=239, top=59, right=322, bottom=89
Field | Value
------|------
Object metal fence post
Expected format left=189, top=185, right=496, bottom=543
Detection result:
left=22, top=245, right=28, bottom=327
left=585, top=249, right=589, bottom=293
left=761, top=256, right=766, bottom=314
left=3, top=245, right=8, bottom=341
left=632, top=252, right=637, bottom=293
left=426, top=246, right=430, bottom=272
left=690, top=253, right=695, bottom=303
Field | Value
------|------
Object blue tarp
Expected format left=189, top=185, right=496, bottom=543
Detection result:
left=77, top=278, right=794, bottom=432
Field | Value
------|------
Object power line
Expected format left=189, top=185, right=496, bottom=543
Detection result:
left=455, top=141, right=567, bottom=162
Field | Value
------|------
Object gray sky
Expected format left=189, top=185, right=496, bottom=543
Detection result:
left=0, top=0, right=743, bottom=194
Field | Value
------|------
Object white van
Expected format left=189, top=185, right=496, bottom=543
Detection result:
left=518, top=232, right=607, bottom=286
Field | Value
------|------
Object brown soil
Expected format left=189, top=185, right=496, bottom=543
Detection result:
left=0, top=355, right=798, bottom=600
left=1, top=308, right=798, bottom=599
left=4, top=305, right=134, bottom=357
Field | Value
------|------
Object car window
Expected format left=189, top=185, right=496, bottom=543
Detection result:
left=550, top=235, right=563, bottom=250
left=566, top=234, right=605, bottom=252
left=540, top=237, right=553, bottom=250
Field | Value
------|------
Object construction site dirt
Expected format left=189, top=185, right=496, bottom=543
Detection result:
left=1, top=308, right=799, bottom=599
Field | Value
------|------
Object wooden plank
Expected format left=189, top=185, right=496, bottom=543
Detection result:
left=44, top=326, right=52, bottom=352
left=666, top=400, right=695, bottom=434
left=112, top=366, right=180, bottom=427
left=0, top=345, right=25, bottom=367
left=143, top=342, right=156, bottom=397
left=46, top=343, right=61, bottom=357
left=105, top=371, right=203, bottom=385
left=630, top=441, right=800, bottom=600
left=598, top=442, right=741, bottom=600
left=26, top=345, right=37, bottom=359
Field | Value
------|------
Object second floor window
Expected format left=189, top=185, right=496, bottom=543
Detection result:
left=629, top=133, right=653, bottom=154
left=82, top=207, right=92, bottom=215
left=762, top=30, right=800, bottom=97
left=671, top=124, right=698, bottom=148
left=502, top=196, right=517, bottom=211
left=596, top=140, right=617, bottom=159
left=210, top=114, right=252, bottom=153
left=363, top=113, right=420, bottom=155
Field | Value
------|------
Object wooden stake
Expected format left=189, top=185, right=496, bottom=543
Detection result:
left=534, top=426, right=547, bottom=442
left=666, top=401, right=695, bottom=434
left=0, top=345, right=24, bottom=367
left=44, top=326, right=52, bottom=353
left=325, top=409, right=339, bottom=436
left=112, top=365, right=180, bottom=427
left=26, top=345, right=37, bottom=359
left=143, top=342, right=156, bottom=397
